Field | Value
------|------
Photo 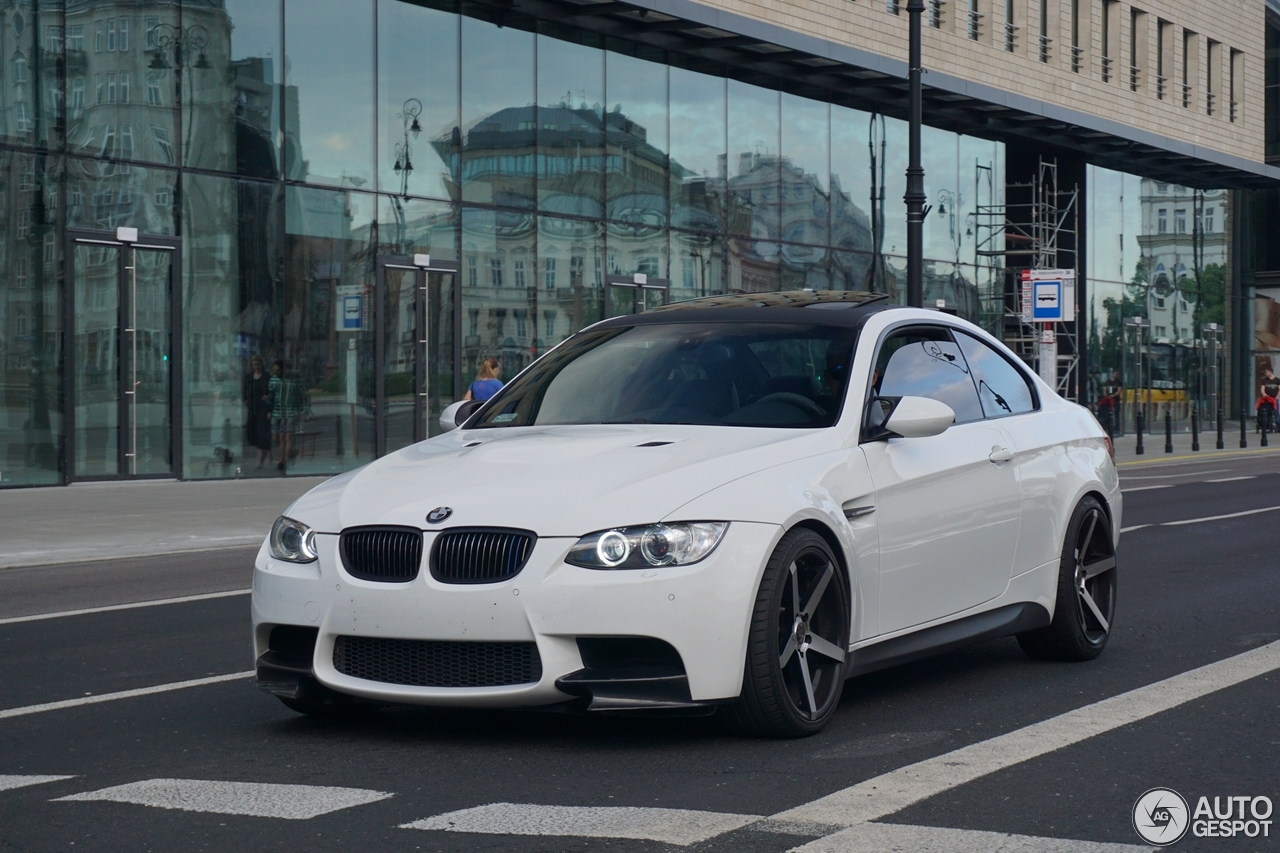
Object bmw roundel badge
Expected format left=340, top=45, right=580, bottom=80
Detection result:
left=427, top=507, right=453, bottom=524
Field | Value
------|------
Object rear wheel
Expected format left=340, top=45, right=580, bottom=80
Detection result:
left=728, top=528, right=850, bottom=738
left=1017, top=496, right=1117, bottom=661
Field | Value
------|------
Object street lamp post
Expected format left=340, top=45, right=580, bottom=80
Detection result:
left=905, top=0, right=927, bottom=309
left=393, top=98, right=423, bottom=200
left=1125, top=316, right=1150, bottom=454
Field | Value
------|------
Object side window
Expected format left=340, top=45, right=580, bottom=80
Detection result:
left=873, top=327, right=984, bottom=424
left=954, top=331, right=1037, bottom=418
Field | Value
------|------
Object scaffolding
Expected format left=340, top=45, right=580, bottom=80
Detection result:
left=973, top=158, right=1081, bottom=400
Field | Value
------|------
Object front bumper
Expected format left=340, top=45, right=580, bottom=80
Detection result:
left=251, top=521, right=781, bottom=707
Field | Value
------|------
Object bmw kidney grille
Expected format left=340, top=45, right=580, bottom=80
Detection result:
left=431, top=528, right=535, bottom=584
left=339, top=527, right=424, bottom=582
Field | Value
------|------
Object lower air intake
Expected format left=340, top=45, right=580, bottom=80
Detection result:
left=332, top=636, right=542, bottom=687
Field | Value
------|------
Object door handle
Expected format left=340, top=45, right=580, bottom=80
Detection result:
left=989, top=446, right=1015, bottom=464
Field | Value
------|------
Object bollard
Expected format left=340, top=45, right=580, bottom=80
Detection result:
left=1191, top=409, right=1200, bottom=451
left=1136, top=411, right=1145, bottom=455
left=1217, top=399, right=1225, bottom=450
left=1264, top=410, right=1271, bottom=448
left=1164, top=409, right=1173, bottom=453
left=1241, top=408, right=1248, bottom=449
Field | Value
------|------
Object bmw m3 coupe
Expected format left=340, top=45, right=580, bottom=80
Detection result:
left=253, top=291, right=1120, bottom=737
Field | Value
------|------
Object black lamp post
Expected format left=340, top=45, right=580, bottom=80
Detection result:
left=148, top=23, right=210, bottom=71
left=392, top=98, right=423, bottom=200
left=905, top=0, right=927, bottom=308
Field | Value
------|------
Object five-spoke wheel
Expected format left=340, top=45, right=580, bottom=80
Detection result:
left=1018, top=496, right=1117, bottom=661
left=729, top=528, right=850, bottom=737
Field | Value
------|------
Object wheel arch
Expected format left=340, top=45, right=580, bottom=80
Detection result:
left=786, top=516, right=857, bottom=646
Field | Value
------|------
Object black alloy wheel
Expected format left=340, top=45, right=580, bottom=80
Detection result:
left=1018, top=496, right=1117, bottom=661
left=729, top=528, right=851, bottom=737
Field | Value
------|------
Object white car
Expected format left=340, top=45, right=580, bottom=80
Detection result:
left=252, top=291, right=1120, bottom=737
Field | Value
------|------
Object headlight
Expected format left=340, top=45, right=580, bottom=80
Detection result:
left=567, top=522, right=728, bottom=570
left=269, top=516, right=318, bottom=563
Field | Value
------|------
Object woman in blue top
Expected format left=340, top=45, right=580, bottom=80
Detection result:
left=464, top=357, right=504, bottom=402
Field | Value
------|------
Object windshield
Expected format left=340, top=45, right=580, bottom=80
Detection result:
left=471, top=322, right=858, bottom=429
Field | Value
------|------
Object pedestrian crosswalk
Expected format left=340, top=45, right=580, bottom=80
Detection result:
left=2, top=776, right=1147, bottom=851
left=55, top=778, right=393, bottom=820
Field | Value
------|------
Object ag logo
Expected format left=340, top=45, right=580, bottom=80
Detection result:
left=1133, top=787, right=1190, bottom=846
left=426, top=507, right=453, bottom=524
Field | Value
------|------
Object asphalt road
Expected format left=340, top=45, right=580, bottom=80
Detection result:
left=1, top=454, right=1277, bottom=852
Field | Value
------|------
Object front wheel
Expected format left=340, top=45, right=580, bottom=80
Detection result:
left=727, top=528, right=850, bottom=738
left=1017, top=496, right=1117, bottom=661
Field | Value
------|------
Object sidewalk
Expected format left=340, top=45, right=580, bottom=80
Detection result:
left=1112, top=428, right=1280, bottom=467
left=0, top=477, right=327, bottom=569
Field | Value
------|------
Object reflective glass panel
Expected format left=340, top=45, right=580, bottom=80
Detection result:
left=831, top=250, right=874, bottom=292
left=65, top=156, right=177, bottom=234
left=377, top=195, right=457, bottom=261
left=780, top=93, right=828, bottom=248
left=727, top=79, right=779, bottom=241
left=285, top=0, right=375, bottom=187
left=182, top=172, right=282, bottom=479
left=283, top=185, right=377, bottom=474
left=537, top=29, right=604, bottom=215
left=73, top=242, right=119, bottom=476
left=185, top=0, right=281, bottom=177
left=0, top=149, right=61, bottom=485
left=378, top=0, right=459, bottom=201
left=830, top=105, right=876, bottom=263
left=669, top=65, right=724, bottom=234
left=66, top=2, right=178, bottom=165
left=670, top=230, right=724, bottom=301
left=728, top=235, right=778, bottom=293
left=460, top=13, right=535, bottom=209
left=1, top=0, right=61, bottom=148
left=922, top=124, right=960, bottom=262
left=539, top=214, right=602, bottom=345
left=461, top=206, right=536, bottom=382
left=604, top=43, right=667, bottom=228
left=780, top=243, right=830, bottom=291
left=131, top=246, right=173, bottom=475
left=382, top=264, right=419, bottom=453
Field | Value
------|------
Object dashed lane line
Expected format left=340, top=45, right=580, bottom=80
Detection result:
left=1204, top=475, right=1257, bottom=483
left=0, top=672, right=254, bottom=720
left=402, top=803, right=762, bottom=846
left=1120, top=484, right=1174, bottom=493
left=767, top=639, right=1280, bottom=831
left=1121, top=504, right=1280, bottom=533
left=55, top=778, right=392, bottom=820
left=1121, top=468, right=1230, bottom=480
left=0, top=775, right=76, bottom=792
left=0, top=589, right=251, bottom=626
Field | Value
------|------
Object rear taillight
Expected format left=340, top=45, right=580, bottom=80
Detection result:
left=1103, top=433, right=1115, bottom=461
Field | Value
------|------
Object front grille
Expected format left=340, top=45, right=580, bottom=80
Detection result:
left=431, top=528, right=535, bottom=584
left=340, top=527, right=423, bottom=582
left=332, top=636, right=542, bottom=687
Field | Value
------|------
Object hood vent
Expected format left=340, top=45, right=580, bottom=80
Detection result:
left=635, top=441, right=674, bottom=447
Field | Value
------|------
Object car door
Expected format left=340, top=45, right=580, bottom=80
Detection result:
left=862, top=325, right=1022, bottom=636
left=952, top=329, right=1055, bottom=576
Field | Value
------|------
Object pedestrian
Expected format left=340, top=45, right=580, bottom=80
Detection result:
left=244, top=354, right=273, bottom=469
left=270, top=360, right=307, bottom=473
left=464, top=357, right=504, bottom=402
left=1257, top=367, right=1279, bottom=434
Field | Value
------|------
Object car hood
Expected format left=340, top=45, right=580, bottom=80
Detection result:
left=286, top=424, right=842, bottom=536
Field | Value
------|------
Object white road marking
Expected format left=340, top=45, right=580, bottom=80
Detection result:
left=1162, top=505, right=1280, bottom=526
left=770, top=639, right=1280, bottom=829
left=1204, top=475, right=1257, bottom=483
left=1119, top=524, right=1150, bottom=533
left=1120, top=484, right=1174, bottom=493
left=56, top=778, right=391, bottom=820
left=0, top=775, right=75, bottom=792
left=790, top=821, right=1147, bottom=852
left=402, top=803, right=762, bottom=846
left=0, top=672, right=253, bottom=720
left=0, top=589, right=250, bottom=626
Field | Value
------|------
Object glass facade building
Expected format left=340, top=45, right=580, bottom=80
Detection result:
left=0, top=0, right=1260, bottom=487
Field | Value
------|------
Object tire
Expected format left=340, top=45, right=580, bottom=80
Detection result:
left=727, top=528, right=850, bottom=738
left=1017, top=496, right=1117, bottom=661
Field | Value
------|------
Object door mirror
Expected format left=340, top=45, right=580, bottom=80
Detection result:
left=439, top=400, right=484, bottom=433
left=884, top=395, right=956, bottom=438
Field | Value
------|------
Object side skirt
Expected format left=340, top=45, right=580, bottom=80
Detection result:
left=846, top=602, right=1051, bottom=678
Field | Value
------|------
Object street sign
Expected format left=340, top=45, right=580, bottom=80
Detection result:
left=1020, top=269, right=1076, bottom=323
left=336, top=285, right=365, bottom=331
